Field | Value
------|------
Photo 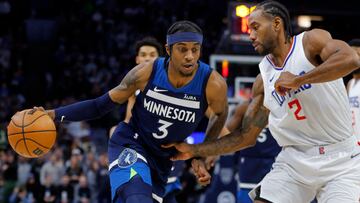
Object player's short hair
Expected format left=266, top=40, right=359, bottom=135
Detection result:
left=134, top=37, right=163, bottom=56
left=348, top=39, right=360, bottom=47
left=256, top=0, right=292, bottom=41
left=167, top=20, right=203, bottom=36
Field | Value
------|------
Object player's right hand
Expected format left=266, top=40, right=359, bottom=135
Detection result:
left=162, top=142, right=195, bottom=160
left=191, top=159, right=211, bottom=186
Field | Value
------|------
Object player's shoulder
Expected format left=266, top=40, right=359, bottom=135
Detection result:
left=207, top=70, right=227, bottom=91
left=127, top=59, right=157, bottom=88
left=303, top=29, right=332, bottom=46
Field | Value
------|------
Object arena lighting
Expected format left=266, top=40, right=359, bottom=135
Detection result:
left=297, top=15, right=323, bottom=28
left=236, top=5, right=249, bottom=17
left=236, top=5, right=256, bottom=17
left=222, top=60, right=229, bottom=78
left=229, top=2, right=257, bottom=42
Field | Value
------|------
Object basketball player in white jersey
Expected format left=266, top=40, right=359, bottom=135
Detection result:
left=165, top=1, right=360, bottom=202
left=347, top=39, right=360, bottom=144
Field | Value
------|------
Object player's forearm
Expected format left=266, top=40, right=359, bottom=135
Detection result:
left=204, top=106, right=228, bottom=142
left=54, top=93, right=117, bottom=122
left=192, top=128, right=260, bottom=157
left=296, top=50, right=360, bottom=85
left=192, top=104, right=268, bottom=157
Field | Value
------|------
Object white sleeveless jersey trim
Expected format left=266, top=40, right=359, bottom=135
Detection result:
left=348, top=78, right=360, bottom=140
left=259, top=32, right=352, bottom=146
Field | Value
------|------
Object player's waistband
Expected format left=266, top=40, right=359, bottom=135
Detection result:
left=108, top=152, right=148, bottom=171
left=290, top=135, right=356, bottom=156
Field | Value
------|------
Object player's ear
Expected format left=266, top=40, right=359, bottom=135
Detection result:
left=165, top=44, right=170, bottom=56
left=273, top=16, right=281, bottom=32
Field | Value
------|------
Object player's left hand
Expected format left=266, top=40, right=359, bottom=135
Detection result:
left=274, top=71, right=300, bottom=96
left=162, top=142, right=195, bottom=161
left=191, top=159, right=211, bottom=186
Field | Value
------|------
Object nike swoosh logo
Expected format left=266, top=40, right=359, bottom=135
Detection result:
left=269, top=75, right=275, bottom=82
left=154, top=86, right=168, bottom=92
left=351, top=152, right=360, bottom=159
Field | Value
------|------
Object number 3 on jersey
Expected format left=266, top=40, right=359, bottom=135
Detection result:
left=288, top=99, right=306, bottom=120
left=153, top=119, right=173, bottom=139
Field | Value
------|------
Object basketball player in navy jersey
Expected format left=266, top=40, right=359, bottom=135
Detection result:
left=34, top=20, right=228, bottom=203
left=108, top=36, right=185, bottom=203
left=166, top=1, right=360, bottom=202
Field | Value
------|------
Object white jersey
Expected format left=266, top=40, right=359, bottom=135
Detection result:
left=348, top=78, right=360, bottom=140
left=259, top=32, right=353, bottom=146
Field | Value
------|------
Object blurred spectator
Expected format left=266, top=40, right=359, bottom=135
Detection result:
left=40, top=153, right=65, bottom=186
left=65, top=151, right=84, bottom=187
left=17, top=156, right=31, bottom=185
left=76, top=175, right=91, bottom=203
left=57, top=174, right=74, bottom=203
left=25, top=173, right=41, bottom=202
left=1, top=150, right=17, bottom=203
left=8, top=185, right=33, bottom=203
left=40, top=175, right=57, bottom=203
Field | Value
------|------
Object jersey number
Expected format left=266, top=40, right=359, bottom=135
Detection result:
left=288, top=99, right=306, bottom=120
left=153, top=119, right=173, bottom=139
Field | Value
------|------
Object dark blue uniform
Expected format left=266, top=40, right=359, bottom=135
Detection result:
left=237, top=127, right=281, bottom=203
left=108, top=57, right=212, bottom=202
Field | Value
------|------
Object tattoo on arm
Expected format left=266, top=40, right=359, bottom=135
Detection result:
left=115, top=70, right=138, bottom=91
left=193, top=95, right=269, bottom=157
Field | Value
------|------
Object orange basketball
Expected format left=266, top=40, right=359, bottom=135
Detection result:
left=7, top=109, right=57, bottom=158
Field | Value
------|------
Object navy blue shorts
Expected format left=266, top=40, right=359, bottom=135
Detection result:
left=108, top=122, right=166, bottom=202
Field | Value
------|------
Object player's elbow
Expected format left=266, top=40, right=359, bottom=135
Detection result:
left=346, top=48, right=360, bottom=71
left=351, top=55, right=360, bottom=71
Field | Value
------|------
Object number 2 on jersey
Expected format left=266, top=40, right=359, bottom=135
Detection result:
left=288, top=99, right=306, bottom=120
left=153, top=119, right=173, bottom=139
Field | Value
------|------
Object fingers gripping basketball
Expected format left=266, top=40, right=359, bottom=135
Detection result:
left=7, top=109, right=57, bottom=158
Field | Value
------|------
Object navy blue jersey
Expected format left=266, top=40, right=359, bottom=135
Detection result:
left=238, top=127, right=281, bottom=158
left=129, top=57, right=211, bottom=158
left=236, top=127, right=281, bottom=186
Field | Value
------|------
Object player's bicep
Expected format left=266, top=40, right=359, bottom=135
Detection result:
left=109, top=63, right=151, bottom=104
left=205, top=72, right=228, bottom=117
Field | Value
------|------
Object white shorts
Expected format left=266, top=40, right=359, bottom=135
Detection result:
left=249, top=136, right=360, bottom=203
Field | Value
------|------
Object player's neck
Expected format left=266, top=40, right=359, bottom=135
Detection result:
left=270, top=37, right=293, bottom=67
left=167, top=63, right=198, bottom=88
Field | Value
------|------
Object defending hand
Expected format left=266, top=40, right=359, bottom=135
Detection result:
left=274, top=71, right=300, bottom=96
left=162, top=142, right=196, bottom=161
left=191, top=159, right=211, bottom=186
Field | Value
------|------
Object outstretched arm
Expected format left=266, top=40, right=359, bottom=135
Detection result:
left=44, top=62, right=152, bottom=121
left=275, top=29, right=360, bottom=93
left=168, top=75, right=269, bottom=159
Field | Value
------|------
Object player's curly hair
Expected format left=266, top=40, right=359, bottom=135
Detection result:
left=256, top=0, right=292, bottom=42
